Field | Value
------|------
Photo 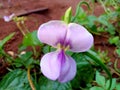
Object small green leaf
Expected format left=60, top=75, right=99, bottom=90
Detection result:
left=96, top=71, right=105, bottom=87
left=90, top=86, right=104, bottom=90
left=71, top=53, right=95, bottom=89
left=42, top=45, right=56, bottom=54
left=85, top=50, right=112, bottom=90
left=14, top=52, right=35, bottom=68
left=42, top=45, right=51, bottom=54
left=105, top=78, right=116, bottom=90
left=23, top=31, right=43, bottom=46
left=0, top=32, right=15, bottom=49
left=116, top=83, right=120, bottom=90
left=107, top=24, right=115, bottom=35
left=66, top=50, right=73, bottom=56
left=115, top=48, right=120, bottom=56
left=0, top=69, right=31, bottom=90
left=109, top=36, right=119, bottom=45
left=98, top=15, right=109, bottom=26
left=38, top=76, right=72, bottom=90
left=87, top=15, right=97, bottom=26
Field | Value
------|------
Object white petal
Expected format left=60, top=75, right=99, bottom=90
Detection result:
left=65, top=23, right=94, bottom=52
left=3, top=13, right=15, bottom=22
left=37, top=20, right=67, bottom=47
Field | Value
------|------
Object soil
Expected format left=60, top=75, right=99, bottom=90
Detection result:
left=0, top=0, right=119, bottom=77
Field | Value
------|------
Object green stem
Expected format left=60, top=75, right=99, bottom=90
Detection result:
left=72, top=1, right=90, bottom=22
left=22, top=22, right=30, bottom=33
left=85, top=50, right=112, bottom=90
left=114, top=59, right=120, bottom=73
left=99, top=0, right=110, bottom=14
left=32, top=46, right=37, bottom=57
left=34, top=69, right=37, bottom=85
left=16, top=22, right=26, bottom=36
left=27, top=67, right=36, bottom=90
left=48, top=46, right=51, bottom=52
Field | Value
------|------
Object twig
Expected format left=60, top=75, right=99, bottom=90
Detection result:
left=27, top=67, right=36, bottom=90
left=16, top=7, right=48, bottom=17
left=109, top=67, right=120, bottom=77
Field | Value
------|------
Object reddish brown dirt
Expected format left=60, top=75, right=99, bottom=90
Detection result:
left=0, top=0, right=119, bottom=76
left=0, top=0, right=105, bottom=52
left=0, top=0, right=81, bottom=76
left=0, top=0, right=80, bottom=52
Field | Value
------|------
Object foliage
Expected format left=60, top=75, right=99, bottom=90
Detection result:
left=90, top=71, right=120, bottom=90
left=38, top=76, right=72, bottom=90
left=1, top=0, right=120, bottom=90
left=0, top=69, right=31, bottom=90
left=22, top=31, right=43, bottom=47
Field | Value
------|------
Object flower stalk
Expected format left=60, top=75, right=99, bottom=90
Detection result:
left=27, top=67, right=36, bottom=90
left=16, top=22, right=26, bottom=36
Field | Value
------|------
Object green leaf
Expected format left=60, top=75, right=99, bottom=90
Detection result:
left=66, top=50, right=74, bottom=56
left=38, top=76, right=72, bottom=90
left=98, top=15, right=109, bottom=26
left=109, top=36, right=119, bottom=45
left=71, top=53, right=95, bottom=89
left=42, top=45, right=51, bottom=54
left=0, top=32, right=15, bottom=49
left=42, top=45, right=56, bottom=54
left=105, top=78, right=116, bottom=90
left=0, top=69, right=31, bottom=90
left=22, top=31, right=43, bottom=46
left=13, top=52, right=35, bottom=68
left=86, top=15, right=97, bottom=26
left=84, top=50, right=112, bottom=90
left=116, top=83, right=120, bottom=90
left=90, top=86, right=104, bottom=90
left=107, top=24, right=115, bottom=35
left=96, top=71, right=105, bottom=87
left=115, top=48, right=120, bottom=56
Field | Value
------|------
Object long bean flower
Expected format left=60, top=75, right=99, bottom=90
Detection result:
left=3, top=13, right=15, bottom=22
left=37, top=20, right=93, bottom=83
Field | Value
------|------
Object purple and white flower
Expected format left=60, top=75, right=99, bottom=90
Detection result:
left=3, top=13, right=15, bottom=22
left=37, top=20, right=94, bottom=83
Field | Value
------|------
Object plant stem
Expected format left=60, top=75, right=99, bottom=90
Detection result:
left=27, top=67, right=36, bottom=90
left=22, top=21, right=30, bottom=33
left=99, top=0, right=110, bottom=14
left=16, top=22, right=26, bottom=36
left=114, top=59, right=120, bottom=73
left=32, top=46, right=37, bottom=57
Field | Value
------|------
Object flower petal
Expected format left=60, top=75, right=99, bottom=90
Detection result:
left=37, top=20, right=67, bottom=47
left=66, top=23, right=94, bottom=52
left=58, top=55, right=76, bottom=83
left=40, top=51, right=61, bottom=80
left=3, top=13, right=15, bottom=22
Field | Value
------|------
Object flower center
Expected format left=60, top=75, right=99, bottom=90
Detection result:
left=57, top=43, right=70, bottom=51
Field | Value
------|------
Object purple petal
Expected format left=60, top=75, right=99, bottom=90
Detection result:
left=66, top=23, right=94, bottom=52
left=3, top=13, right=15, bottom=22
left=40, top=51, right=61, bottom=80
left=37, top=20, right=67, bottom=47
left=58, top=55, right=76, bottom=83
